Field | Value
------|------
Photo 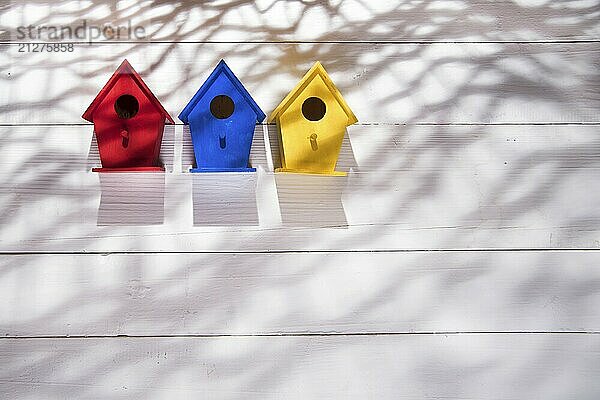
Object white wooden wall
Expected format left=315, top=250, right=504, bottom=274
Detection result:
left=1, top=1, right=599, bottom=399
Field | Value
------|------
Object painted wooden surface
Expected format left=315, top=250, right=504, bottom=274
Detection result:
left=1, top=1, right=599, bottom=398
left=1, top=252, right=599, bottom=337
left=1, top=0, right=599, bottom=42
left=0, top=125, right=598, bottom=251
left=1, top=43, right=599, bottom=124
left=1, top=335, right=599, bottom=399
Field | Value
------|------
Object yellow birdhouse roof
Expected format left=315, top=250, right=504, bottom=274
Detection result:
left=268, top=62, right=358, bottom=125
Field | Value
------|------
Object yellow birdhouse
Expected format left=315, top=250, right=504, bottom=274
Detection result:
left=268, top=62, right=358, bottom=176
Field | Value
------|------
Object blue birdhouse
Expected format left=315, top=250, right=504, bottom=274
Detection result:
left=179, top=60, right=266, bottom=172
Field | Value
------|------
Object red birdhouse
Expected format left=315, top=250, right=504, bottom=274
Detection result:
left=82, top=59, right=174, bottom=172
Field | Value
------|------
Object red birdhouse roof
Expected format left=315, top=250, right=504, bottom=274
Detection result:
left=82, top=59, right=174, bottom=124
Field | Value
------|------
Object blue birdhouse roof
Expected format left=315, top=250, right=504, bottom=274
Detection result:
left=179, top=60, right=265, bottom=123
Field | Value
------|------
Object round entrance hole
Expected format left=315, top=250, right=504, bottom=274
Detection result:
left=114, top=94, right=139, bottom=119
left=302, top=97, right=326, bottom=121
left=210, top=95, right=235, bottom=119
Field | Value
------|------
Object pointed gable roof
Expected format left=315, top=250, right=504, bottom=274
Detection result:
left=267, top=62, right=357, bottom=125
left=82, top=59, right=174, bottom=123
left=179, top=59, right=266, bottom=123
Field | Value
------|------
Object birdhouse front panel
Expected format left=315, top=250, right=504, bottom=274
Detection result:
left=278, top=74, right=349, bottom=174
left=83, top=60, right=173, bottom=172
left=186, top=73, right=258, bottom=172
left=92, top=74, right=167, bottom=170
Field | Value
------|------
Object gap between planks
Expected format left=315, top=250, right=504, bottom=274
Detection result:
left=3, top=331, right=600, bottom=340
left=1, top=249, right=600, bottom=255
left=1, top=123, right=600, bottom=127
left=3, top=40, right=600, bottom=45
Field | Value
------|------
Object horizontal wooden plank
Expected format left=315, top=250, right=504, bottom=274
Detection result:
left=1, top=334, right=599, bottom=399
left=1, top=0, right=599, bottom=43
left=1, top=251, right=599, bottom=336
left=0, top=124, right=598, bottom=251
left=1, top=43, right=599, bottom=124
